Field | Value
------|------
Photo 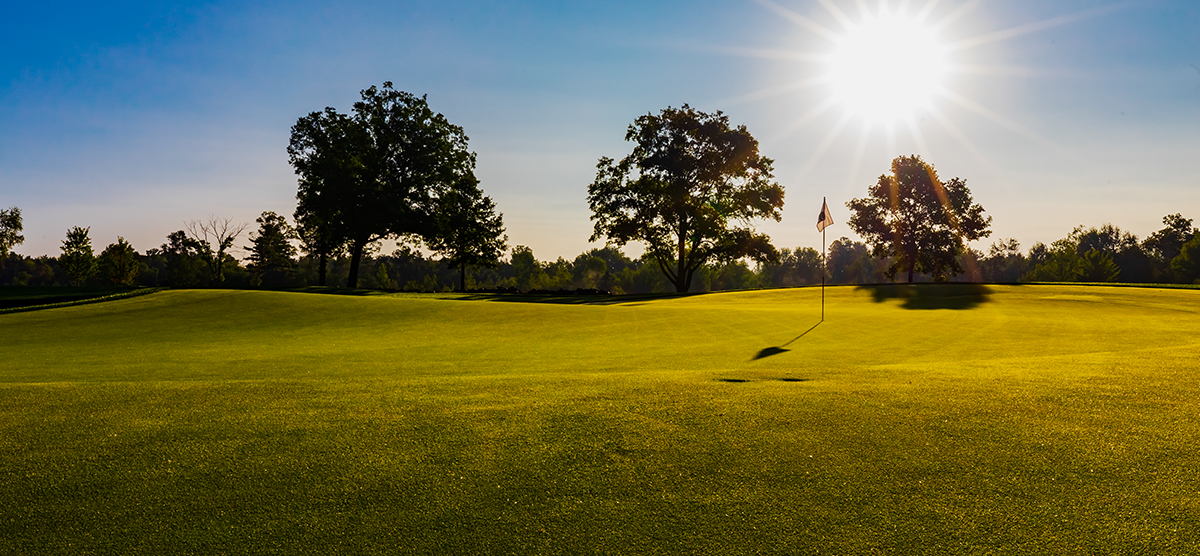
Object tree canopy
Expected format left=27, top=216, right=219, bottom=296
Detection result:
left=99, top=237, right=140, bottom=286
left=847, top=155, right=991, bottom=282
left=0, top=206, right=23, bottom=260
left=1170, top=234, right=1200, bottom=284
left=59, top=226, right=97, bottom=286
left=246, top=211, right=297, bottom=287
left=289, top=82, right=478, bottom=288
left=425, top=176, right=507, bottom=291
left=587, top=105, right=785, bottom=293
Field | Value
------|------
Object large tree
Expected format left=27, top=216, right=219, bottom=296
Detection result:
left=847, top=155, right=991, bottom=283
left=588, top=105, right=785, bottom=293
left=289, top=82, right=477, bottom=288
left=59, top=226, right=97, bottom=286
left=425, top=177, right=507, bottom=291
left=0, top=206, right=23, bottom=260
left=290, top=107, right=356, bottom=286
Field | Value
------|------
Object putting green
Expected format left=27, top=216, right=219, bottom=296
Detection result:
left=1, top=285, right=1198, bottom=554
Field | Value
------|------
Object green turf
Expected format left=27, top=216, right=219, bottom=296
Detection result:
left=2, top=284, right=1198, bottom=554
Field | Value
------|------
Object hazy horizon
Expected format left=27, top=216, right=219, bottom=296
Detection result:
left=3, top=0, right=1197, bottom=260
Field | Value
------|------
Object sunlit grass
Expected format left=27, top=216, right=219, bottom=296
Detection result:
left=2, top=285, right=1198, bottom=554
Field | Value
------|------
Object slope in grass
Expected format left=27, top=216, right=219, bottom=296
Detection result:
left=1, top=285, right=1198, bottom=554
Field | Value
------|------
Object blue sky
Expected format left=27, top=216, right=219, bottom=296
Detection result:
left=3, top=0, right=1198, bottom=260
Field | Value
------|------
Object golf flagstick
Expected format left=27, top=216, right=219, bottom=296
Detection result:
left=817, top=197, right=834, bottom=322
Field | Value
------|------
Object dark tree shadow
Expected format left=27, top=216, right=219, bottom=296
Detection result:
left=289, top=287, right=706, bottom=305
left=449, top=292, right=707, bottom=306
left=856, top=283, right=993, bottom=310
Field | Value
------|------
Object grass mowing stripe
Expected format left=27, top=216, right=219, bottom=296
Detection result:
left=0, top=287, right=165, bottom=314
left=1, top=284, right=1198, bottom=554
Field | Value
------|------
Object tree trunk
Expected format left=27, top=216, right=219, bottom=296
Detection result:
left=907, top=258, right=915, bottom=283
left=459, top=265, right=466, bottom=292
left=214, top=250, right=225, bottom=284
left=676, top=221, right=688, bottom=293
left=317, top=251, right=327, bottom=286
left=347, top=242, right=364, bottom=289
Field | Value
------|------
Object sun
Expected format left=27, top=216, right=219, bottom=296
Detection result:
left=825, top=12, right=948, bottom=124
left=729, top=0, right=1099, bottom=186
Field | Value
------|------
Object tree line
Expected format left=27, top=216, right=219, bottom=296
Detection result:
left=2, top=85, right=1198, bottom=293
left=3, top=212, right=1195, bottom=291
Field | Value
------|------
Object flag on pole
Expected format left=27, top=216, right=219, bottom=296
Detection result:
left=817, top=199, right=834, bottom=232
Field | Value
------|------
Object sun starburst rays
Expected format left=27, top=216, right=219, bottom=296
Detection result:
left=689, top=0, right=1136, bottom=221
left=714, top=0, right=1127, bottom=192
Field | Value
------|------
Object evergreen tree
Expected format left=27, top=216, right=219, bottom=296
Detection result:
left=246, top=211, right=298, bottom=287
left=59, top=226, right=97, bottom=286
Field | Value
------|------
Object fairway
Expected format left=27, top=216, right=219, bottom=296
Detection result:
left=2, top=285, right=1199, bottom=554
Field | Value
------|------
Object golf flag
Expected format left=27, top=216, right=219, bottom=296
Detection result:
left=817, top=199, right=834, bottom=232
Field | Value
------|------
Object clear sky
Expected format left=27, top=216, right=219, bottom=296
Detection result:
left=3, top=0, right=1198, bottom=260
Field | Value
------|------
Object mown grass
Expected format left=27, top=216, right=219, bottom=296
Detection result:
left=1, top=284, right=1198, bottom=554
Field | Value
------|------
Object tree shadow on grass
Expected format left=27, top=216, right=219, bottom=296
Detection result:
left=447, top=292, right=707, bottom=306
left=288, top=287, right=703, bottom=305
left=857, top=283, right=994, bottom=310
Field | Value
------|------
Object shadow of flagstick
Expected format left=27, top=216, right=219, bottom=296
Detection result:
left=752, top=321, right=822, bottom=360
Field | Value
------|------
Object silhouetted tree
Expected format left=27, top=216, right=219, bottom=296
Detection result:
left=1069, top=223, right=1152, bottom=282
left=847, top=155, right=991, bottom=282
left=0, top=206, right=23, bottom=260
left=979, top=238, right=1027, bottom=283
left=578, top=247, right=636, bottom=276
left=1171, top=234, right=1200, bottom=284
left=1, top=255, right=59, bottom=286
left=707, top=260, right=760, bottom=291
left=1144, top=214, right=1195, bottom=281
left=588, top=105, right=785, bottom=293
left=289, top=82, right=476, bottom=288
left=426, top=178, right=507, bottom=291
left=152, top=230, right=208, bottom=287
left=826, top=237, right=877, bottom=284
left=510, top=246, right=544, bottom=292
left=295, top=212, right=345, bottom=287
left=98, top=237, right=140, bottom=286
left=246, top=211, right=297, bottom=287
left=1022, top=238, right=1079, bottom=282
left=1074, top=250, right=1121, bottom=282
left=59, top=226, right=97, bottom=286
left=290, top=108, right=355, bottom=286
left=186, top=216, right=247, bottom=285
left=542, top=257, right=575, bottom=290
left=758, top=247, right=823, bottom=287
